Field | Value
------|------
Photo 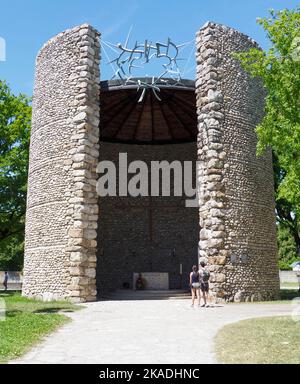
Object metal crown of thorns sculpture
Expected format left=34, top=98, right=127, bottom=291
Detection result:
left=103, top=31, right=192, bottom=102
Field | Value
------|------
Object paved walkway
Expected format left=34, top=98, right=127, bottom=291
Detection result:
left=13, top=300, right=292, bottom=364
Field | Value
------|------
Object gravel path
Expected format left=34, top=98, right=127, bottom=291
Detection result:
left=13, top=300, right=292, bottom=364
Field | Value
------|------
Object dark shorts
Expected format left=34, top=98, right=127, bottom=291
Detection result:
left=201, top=282, right=209, bottom=292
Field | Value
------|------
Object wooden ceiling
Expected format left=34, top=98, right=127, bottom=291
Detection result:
left=100, top=79, right=197, bottom=144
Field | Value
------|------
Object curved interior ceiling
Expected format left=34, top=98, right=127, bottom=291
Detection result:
left=100, top=78, right=197, bottom=144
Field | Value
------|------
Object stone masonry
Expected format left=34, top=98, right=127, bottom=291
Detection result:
left=196, top=22, right=279, bottom=301
left=23, top=24, right=100, bottom=302
left=22, top=22, right=280, bottom=302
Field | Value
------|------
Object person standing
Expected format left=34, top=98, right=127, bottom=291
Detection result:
left=135, top=273, right=145, bottom=291
left=199, top=261, right=210, bottom=307
left=3, top=271, right=8, bottom=292
left=190, top=265, right=200, bottom=308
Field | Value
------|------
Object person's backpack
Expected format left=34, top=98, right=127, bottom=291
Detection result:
left=202, top=269, right=210, bottom=282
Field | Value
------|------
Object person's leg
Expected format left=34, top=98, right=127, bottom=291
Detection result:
left=204, top=286, right=210, bottom=307
left=205, top=289, right=210, bottom=307
left=200, top=290, right=204, bottom=306
left=196, top=289, right=200, bottom=307
left=200, top=283, right=206, bottom=306
left=191, top=288, right=195, bottom=307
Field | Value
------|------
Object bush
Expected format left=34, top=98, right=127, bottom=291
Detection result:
left=277, top=225, right=299, bottom=270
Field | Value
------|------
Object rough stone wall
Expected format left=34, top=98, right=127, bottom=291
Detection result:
left=97, top=142, right=199, bottom=294
left=196, top=22, right=280, bottom=301
left=23, top=21, right=280, bottom=303
left=23, top=24, right=100, bottom=302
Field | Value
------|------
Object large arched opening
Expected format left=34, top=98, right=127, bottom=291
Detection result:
left=97, top=78, right=199, bottom=294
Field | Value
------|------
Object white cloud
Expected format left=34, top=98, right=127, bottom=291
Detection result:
left=102, top=2, right=139, bottom=39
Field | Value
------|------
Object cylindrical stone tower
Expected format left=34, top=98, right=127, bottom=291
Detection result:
left=196, top=22, right=280, bottom=302
left=22, top=24, right=101, bottom=302
left=23, top=21, right=280, bottom=303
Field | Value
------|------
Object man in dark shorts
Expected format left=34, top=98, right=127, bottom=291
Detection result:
left=199, top=261, right=210, bottom=307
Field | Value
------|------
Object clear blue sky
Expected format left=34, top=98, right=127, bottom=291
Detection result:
left=0, top=0, right=299, bottom=96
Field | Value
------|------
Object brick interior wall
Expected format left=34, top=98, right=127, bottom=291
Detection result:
left=97, top=142, right=199, bottom=294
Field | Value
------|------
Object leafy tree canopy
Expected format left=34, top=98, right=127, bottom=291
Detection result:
left=236, top=8, right=300, bottom=261
left=0, top=80, right=31, bottom=270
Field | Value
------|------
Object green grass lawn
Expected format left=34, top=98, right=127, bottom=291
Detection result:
left=0, top=292, right=80, bottom=363
left=215, top=316, right=300, bottom=364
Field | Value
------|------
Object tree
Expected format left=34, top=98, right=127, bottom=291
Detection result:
left=277, top=225, right=298, bottom=270
left=0, top=80, right=31, bottom=270
left=273, top=154, right=300, bottom=256
left=236, top=8, right=300, bottom=262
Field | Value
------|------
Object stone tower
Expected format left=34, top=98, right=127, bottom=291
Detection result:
left=22, top=22, right=280, bottom=303
left=23, top=25, right=100, bottom=302
left=196, top=23, right=279, bottom=302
